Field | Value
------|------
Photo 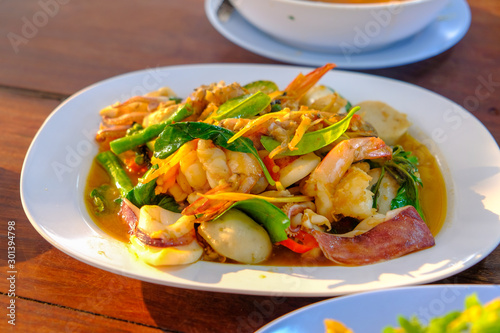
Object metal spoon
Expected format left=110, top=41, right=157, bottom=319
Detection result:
left=217, top=0, right=234, bottom=22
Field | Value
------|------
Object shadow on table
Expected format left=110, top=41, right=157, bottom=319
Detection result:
left=140, top=280, right=324, bottom=333
left=1, top=167, right=55, bottom=264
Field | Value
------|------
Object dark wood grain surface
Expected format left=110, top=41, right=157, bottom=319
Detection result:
left=1, top=0, right=499, bottom=332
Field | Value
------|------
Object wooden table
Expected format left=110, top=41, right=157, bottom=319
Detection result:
left=1, top=0, right=499, bottom=331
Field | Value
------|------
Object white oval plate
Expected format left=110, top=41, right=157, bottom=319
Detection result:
left=21, top=64, right=500, bottom=296
left=257, top=285, right=500, bottom=332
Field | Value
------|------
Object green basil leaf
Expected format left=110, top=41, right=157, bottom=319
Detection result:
left=125, top=179, right=181, bottom=213
left=156, top=196, right=182, bottom=213
left=125, top=179, right=156, bottom=207
left=212, top=91, right=271, bottom=120
left=383, top=146, right=425, bottom=220
left=390, top=183, right=414, bottom=209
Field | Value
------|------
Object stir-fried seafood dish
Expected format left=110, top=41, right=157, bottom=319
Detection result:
left=86, top=64, right=446, bottom=266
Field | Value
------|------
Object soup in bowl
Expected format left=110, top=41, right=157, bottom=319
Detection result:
left=228, top=0, right=450, bottom=53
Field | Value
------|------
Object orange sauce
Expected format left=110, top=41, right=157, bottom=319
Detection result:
left=84, top=158, right=131, bottom=242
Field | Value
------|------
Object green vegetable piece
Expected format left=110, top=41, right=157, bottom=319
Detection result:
left=168, top=96, right=182, bottom=104
left=465, top=293, right=481, bottom=309
left=145, top=140, right=155, bottom=152
left=244, top=80, right=279, bottom=95
left=214, top=199, right=290, bottom=243
left=371, top=167, right=386, bottom=209
left=154, top=122, right=275, bottom=186
left=90, top=187, right=107, bottom=213
left=95, top=151, right=134, bottom=197
left=391, top=185, right=420, bottom=211
left=270, top=103, right=283, bottom=112
left=387, top=146, right=425, bottom=220
left=89, top=184, right=118, bottom=215
left=428, top=311, right=461, bottom=332
left=383, top=293, right=500, bottom=332
left=260, top=106, right=359, bottom=156
left=125, top=178, right=155, bottom=207
left=109, top=103, right=193, bottom=154
left=125, top=178, right=181, bottom=212
left=126, top=123, right=144, bottom=136
left=344, top=100, right=353, bottom=111
left=398, top=316, right=424, bottom=333
left=134, top=154, right=144, bottom=165
left=212, top=91, right=271, bottom=121
left=371, top=146, right=424, bottom=220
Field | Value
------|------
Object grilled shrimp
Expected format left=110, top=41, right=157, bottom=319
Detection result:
left=280, top=63, right=335, bottom=110
left=329, top=164, right=376, bottom=221
left=226, top=150, right=263, bottom=193
left=180, top=145, right=209, bottom=191
left=195, top=139, right=263, bottom=193
left=196, top=139, right=232, bottom=188
left=302, top=137, right=392, bottom=221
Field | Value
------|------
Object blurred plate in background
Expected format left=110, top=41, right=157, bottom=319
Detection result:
left=257, top=285, right=500, bottom=332
left=205, top=0, right=471, bottom=69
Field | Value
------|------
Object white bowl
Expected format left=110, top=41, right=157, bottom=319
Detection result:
left=228, top=0, right=450, bottom=53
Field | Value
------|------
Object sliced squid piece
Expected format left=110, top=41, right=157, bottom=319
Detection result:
left=130, top=236, right=203, bottom=266
left=278, top=152, right=321, bottom=188
left=310, top=206, right=434, bottom=266
left=129, top=205, right=203, bottom=266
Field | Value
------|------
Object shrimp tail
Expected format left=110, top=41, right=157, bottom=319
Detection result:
left=284, top=63, right=336, bottom=101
